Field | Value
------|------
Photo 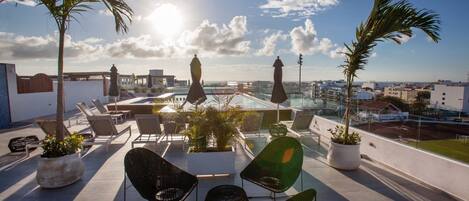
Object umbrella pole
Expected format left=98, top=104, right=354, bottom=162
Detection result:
left=114, top=96, right=117, bottom=112
left=277, top=103, right=279, bottom=123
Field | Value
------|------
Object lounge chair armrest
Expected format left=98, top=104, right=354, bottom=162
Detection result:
left=287, top=127, right=302, bottom=137
left=120, top=125, right=132, bottom=136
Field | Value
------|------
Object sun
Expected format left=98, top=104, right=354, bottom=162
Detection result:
left=148, top=4, right=183, bottom=38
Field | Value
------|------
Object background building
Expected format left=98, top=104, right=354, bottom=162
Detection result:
left=430, top=84, right=469, bottom=114
left=384, top=86, right=419, bottom=103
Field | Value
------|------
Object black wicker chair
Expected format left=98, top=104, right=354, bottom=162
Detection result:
left=124, top=148, right=198, bottom=201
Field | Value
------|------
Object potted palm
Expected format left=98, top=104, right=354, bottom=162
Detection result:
left=36, top=133, right=85, bottom=188
left=185, top=106, right=241, bottom=175
left=21, top=0, right=132, bottom=187
left=328, top=0, right=440, bottom=170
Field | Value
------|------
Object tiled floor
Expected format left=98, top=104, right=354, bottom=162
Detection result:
left=0, top=118, right=459, bottom=201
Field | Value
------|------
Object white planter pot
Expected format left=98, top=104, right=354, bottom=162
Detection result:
left=36, top=153, right=85, bottom=188
left=187, top=147, right=235, bottom=175
left=326, top=141, right=361, bottom=170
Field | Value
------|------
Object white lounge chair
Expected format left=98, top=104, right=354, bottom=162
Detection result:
left=76, top=102, right=124, bottom=124
left=282, top=111, right=321, bottom=147
left=87, top=115, right=131, bottom=151
left=133, top=114, right=162, bottom=148
left=92, top=99, right=131, bottom=119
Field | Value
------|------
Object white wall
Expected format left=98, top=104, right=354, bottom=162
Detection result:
left=311, top=115, right=469, bottom=200
left=6, top=64, right=108, bottom=122
left=431, top=84, right=469, bottom=113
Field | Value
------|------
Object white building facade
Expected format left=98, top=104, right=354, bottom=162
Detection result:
left=430, top=84, right=469, bottom=113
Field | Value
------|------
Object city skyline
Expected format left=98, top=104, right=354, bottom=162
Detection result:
left=0, top=0, right=468, bottom=82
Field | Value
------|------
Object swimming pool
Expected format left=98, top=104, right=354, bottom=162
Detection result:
left=130, top=93, right=278, bottom=110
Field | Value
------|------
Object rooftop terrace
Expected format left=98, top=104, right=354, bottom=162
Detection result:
left=0, top=113, right=458, bottom=201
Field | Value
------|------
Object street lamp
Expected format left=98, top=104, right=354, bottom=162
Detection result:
left=297, top=53, right=303, bottom=93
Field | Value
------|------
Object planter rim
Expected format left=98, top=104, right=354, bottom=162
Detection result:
left=40, top=152, right=80, bottom=160
left=188, top=146, right=235, bottom=154
left=330, top=141, right=360, bottom=147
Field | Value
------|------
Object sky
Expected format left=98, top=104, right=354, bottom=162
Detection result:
left=0, top=0, right=468, bottom=82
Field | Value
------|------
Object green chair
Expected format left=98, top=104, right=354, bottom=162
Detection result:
left=287, top=189, right=317, bottom=201
left=240, top=136, right=304, bottom=200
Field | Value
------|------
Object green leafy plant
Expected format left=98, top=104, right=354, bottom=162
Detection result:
left=42, top=133, right=84, bottom=158
left=206, top=106, right=242, bottom=151
left=24, top=0, right=133, bottom=141
left=340, top=0, right=440, bottom=141
left=269, top=123, right=287, bottom=137
left=328, top=126, right=361, bottom=145
left=184, top=104, right=242, bottom=152
left=184, top=108, right=210, bottom=152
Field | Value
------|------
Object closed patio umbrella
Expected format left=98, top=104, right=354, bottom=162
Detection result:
left=185, top=54, right=206, bottom=107
left=271, top=56, right=288, bottom=122
left=109, top=64, right=119, bottom=112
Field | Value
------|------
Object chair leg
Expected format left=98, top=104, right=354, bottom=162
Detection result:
left=123, top=170, right=126, bottom=201
left=196, top=185, right=198, bottom=201
left=301, top=170, right=304, bottom=191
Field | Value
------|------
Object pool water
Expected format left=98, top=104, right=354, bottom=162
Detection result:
left=133, top=94, right=275, bottom=110
left=177, top=94, right=274, bottom=110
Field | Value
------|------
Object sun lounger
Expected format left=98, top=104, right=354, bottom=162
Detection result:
left=76, top=102, right=124, bottom=124
left=92, top=99, right=131, bottom=119
left=87, top=115, right=131, bottom=151
left=281, top=111, right=320, bottom=147
left=133, top=114, right=162, bottom=148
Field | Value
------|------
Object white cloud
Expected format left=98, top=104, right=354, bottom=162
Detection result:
left=0, top=32, right=102, bottom=60
left=180, top=16, right=250, bottom=56
left=329, top=46, right=346, bottom=59
left=290, top=19, right=334, bottom=55
left=260, top=0, right=339, bottom=18
left=4, top=0, right=36, bottom=6
left=0, top=16, right=251, bottom=60
left=256, top=31, right=287, bottom=56
left=290, top=19, right=317, bottom=53
left=289, top=19, right=347, bottom=59
left=105, top=35, right=173, bottom=58
left=98, top=9, right=113, bottom=16
left=396, top=34, right=413, bottom=44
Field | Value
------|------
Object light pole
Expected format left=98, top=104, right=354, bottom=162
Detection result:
left=297, top=54, right=303, bottom=94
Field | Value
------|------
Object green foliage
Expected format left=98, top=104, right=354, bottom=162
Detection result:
left=340, top=0, right=440, bottom=138
left=328, top=126, right=361, bottom=145
left=417, top=91, right=431, bottom=101
left=206, top=106, right=242, bottom=151
left=42, top=133, right=84, bottom=158
left=184, top=104, right=242, bottom=152
left=184, top=108, right=211, bottom=152
left=269, top=123, right=288, bottom=137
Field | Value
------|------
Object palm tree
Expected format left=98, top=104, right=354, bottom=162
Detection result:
left=36, top=0, right=133, bottom=140
left=341, top=0, right=440, bottom=139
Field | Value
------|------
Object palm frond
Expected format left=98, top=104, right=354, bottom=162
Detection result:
left=343, top=0, right=441, bottom=79
left=102, top=0, right=133, bottom=33
left=340, top=0, right=441, bottom=135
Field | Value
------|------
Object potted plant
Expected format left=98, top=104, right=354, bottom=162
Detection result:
left=269, top=123, right=287, bottom=138
left=185, top=106, right=241, bottom=175
left=328, top=0, right=440, bottom=170
left=36, top=133, right=85, bottom=188
left=326, top=126, right=361, bottom=170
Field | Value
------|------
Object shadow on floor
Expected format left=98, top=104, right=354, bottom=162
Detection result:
left=2, top=138, right=129, bottom=201
left=339, top=160, right=456, bottom=201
